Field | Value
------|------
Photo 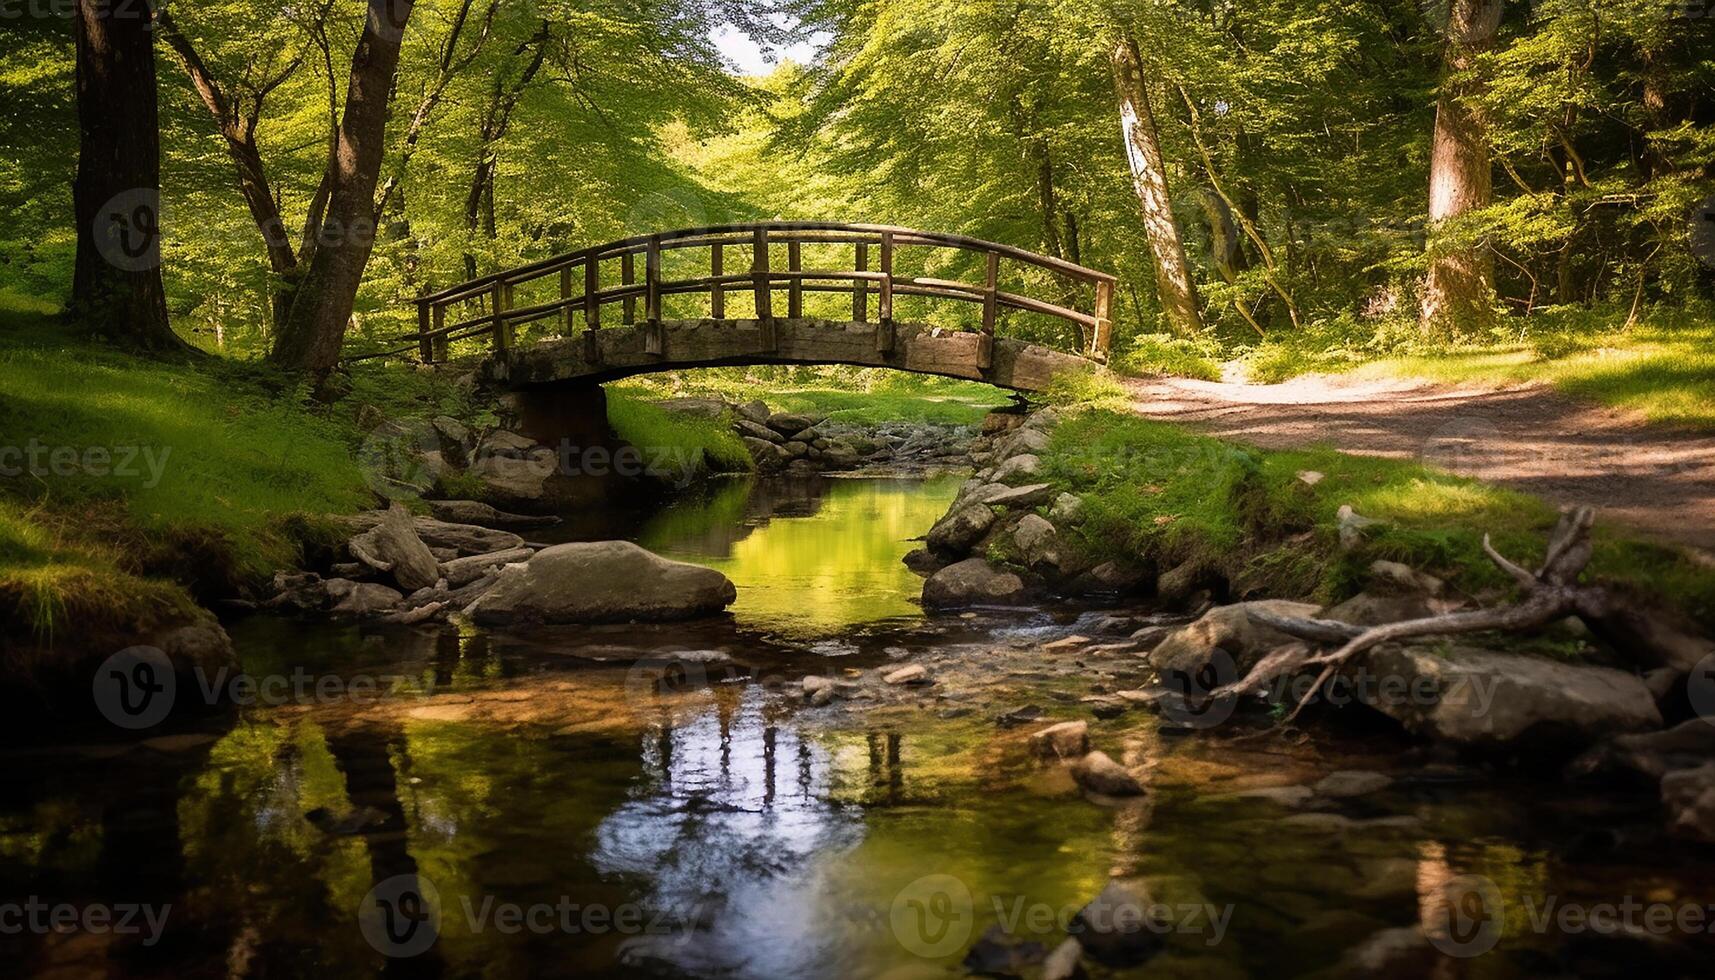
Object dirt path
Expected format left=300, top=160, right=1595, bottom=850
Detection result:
left=1121, top=374, right=1715, bottom=553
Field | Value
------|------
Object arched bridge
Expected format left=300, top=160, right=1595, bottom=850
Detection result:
left=399, top=222, right=1116, bottom=392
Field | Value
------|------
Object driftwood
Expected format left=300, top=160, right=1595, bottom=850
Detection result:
left=1242, top=507, right=1713, bottom=724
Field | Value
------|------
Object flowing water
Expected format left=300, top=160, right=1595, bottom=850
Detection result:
left=2, top=474, right=1711, bottom=978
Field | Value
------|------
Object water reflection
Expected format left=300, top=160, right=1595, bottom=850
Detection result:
left=638, top=474, right=963, bottom=638
left=4, top=477, right=1715, bottom=978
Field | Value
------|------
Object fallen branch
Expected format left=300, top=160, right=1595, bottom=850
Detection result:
left=1243, top=507, right=1712, bottom=725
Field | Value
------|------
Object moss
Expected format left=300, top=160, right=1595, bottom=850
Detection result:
left=605, top=389, right=754, bottom=481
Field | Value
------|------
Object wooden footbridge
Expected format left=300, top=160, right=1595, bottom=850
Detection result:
left=396, top=222, right=1117, bottom=392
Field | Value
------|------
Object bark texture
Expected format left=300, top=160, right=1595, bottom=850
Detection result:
left=1110, top=36, right=1202, bottom=336
left=1420, top=0, right=1503, bottom=335
left=71, top=0, right=186, bottom=351
left=271, top=0, right=416, bottom=374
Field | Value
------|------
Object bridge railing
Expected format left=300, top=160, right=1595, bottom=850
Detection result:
left=388, top=222, right=1116, bottom=367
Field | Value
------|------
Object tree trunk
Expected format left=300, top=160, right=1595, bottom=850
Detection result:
left=70, top=0, right=186, bottom=352
left=1110, top=35, right=1202, bottom=336
left=271, top=0, right=416, bottom=374
left=1420, top=0, right=1503, bottom=336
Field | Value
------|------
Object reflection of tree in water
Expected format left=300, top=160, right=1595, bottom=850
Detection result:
left=589, top=685, right=865, bottom=975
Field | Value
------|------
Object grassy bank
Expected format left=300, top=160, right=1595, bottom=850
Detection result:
left=606, top=388, right=753, bottom=474
left=1038, top=405, right=1715, bottom=626
left=1114, top=307, right=1715, bottom=430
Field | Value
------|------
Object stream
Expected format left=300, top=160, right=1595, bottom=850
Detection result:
left=1, top=474, right=1711, bottom=978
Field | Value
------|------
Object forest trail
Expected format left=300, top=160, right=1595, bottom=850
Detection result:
left=1121, top=373, right=1715, bottom=553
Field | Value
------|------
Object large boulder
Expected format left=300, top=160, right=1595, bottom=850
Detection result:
left=470, top=451, right=558, bottom=506
left=1359, top=645, right=1663, bottom=745
left=1071, top=881, right=1165, bottom=965
left=734, top=419, right=783, bottom=444
left=996, top=426, right=1052, bottom=459
left=922, top=558, right=1027, bottom=608
left=469, top=541, right=736, bottom=625
left=1013, top=514, right=1060, bottom=570
left=990, top=453, right=1043, bottom=486
left=926, top=503, right=996, bottom=556
left=1149, top=600, right=1322, bottom=677
left=766, top=412, right=819, bottom=437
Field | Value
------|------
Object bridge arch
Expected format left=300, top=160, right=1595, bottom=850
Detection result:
left=388, top=222, right=1117, bottom=392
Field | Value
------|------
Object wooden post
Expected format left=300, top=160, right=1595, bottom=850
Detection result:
left=560, top=265, right=574, bottom=336
left=787, top=239, right=802, bottom=319
left=1093, top=280, right=1114, bottom=362
left=877, top=231, right=894, bottom=353
left=977, top=251, right=999, bottom=370
left=417, top=301, right=433, bottom=362
left=644, top=236, right=663, bottom=356
left=432, top=304, right=449, bottom=362
left=584, top=255, right=600, bottom=331
left=621, top=251, right=636, bottom=325
left=492, top=281, right=513, bottom=353
left=753, top=226, right=774, bottom=350
left=583, top=254, right=601, bottom=364
left=853, top=242, right=869, bottom=322
left=710, top=243, right=725, bottom=319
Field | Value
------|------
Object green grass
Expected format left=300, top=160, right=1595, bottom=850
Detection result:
left=612, top=366, right=1012, bottom=426
left=0, top=302, right=496, bottom=645
left=1041, top=409, right=1715, bottom=624
left=1228, top=307, right=1715, bottom=430
left=605, top=388, right=754, bottom=475
left=0, top=310, right=373, bottom=573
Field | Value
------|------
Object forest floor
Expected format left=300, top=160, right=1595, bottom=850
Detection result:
left=1121, top=372, right=1715, bottom=553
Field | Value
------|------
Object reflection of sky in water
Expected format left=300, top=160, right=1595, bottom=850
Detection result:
left=592, top=687, right=865, bottom=977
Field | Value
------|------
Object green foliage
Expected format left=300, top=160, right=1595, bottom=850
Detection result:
left=1112, top=333, right=1223, bottom=381
left=1040, top=368, right=1129, bottom=410
left=1039, top=409, right=1715, bottom=622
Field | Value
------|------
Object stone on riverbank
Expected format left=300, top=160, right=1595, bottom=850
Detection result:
left=927, top=503, right=996, bottom=555
left=1149, top=600, right=1321, bottom=677
left=1359, top=645, right=1662, bottom=745
left=1661, top=765, right=1715, bottom=842
left=922, top=558, right=1027, bottom=608
left=468, top=541, right=736, bottom=625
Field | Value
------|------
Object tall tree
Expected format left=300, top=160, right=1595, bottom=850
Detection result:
left=70, top=0, right=187, bottom=352
left=1110, top=34, right=1202, bottom=336
left=271, top=0, right=417, bottom=374
left=1420, top=0, right=1503, bottom=334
